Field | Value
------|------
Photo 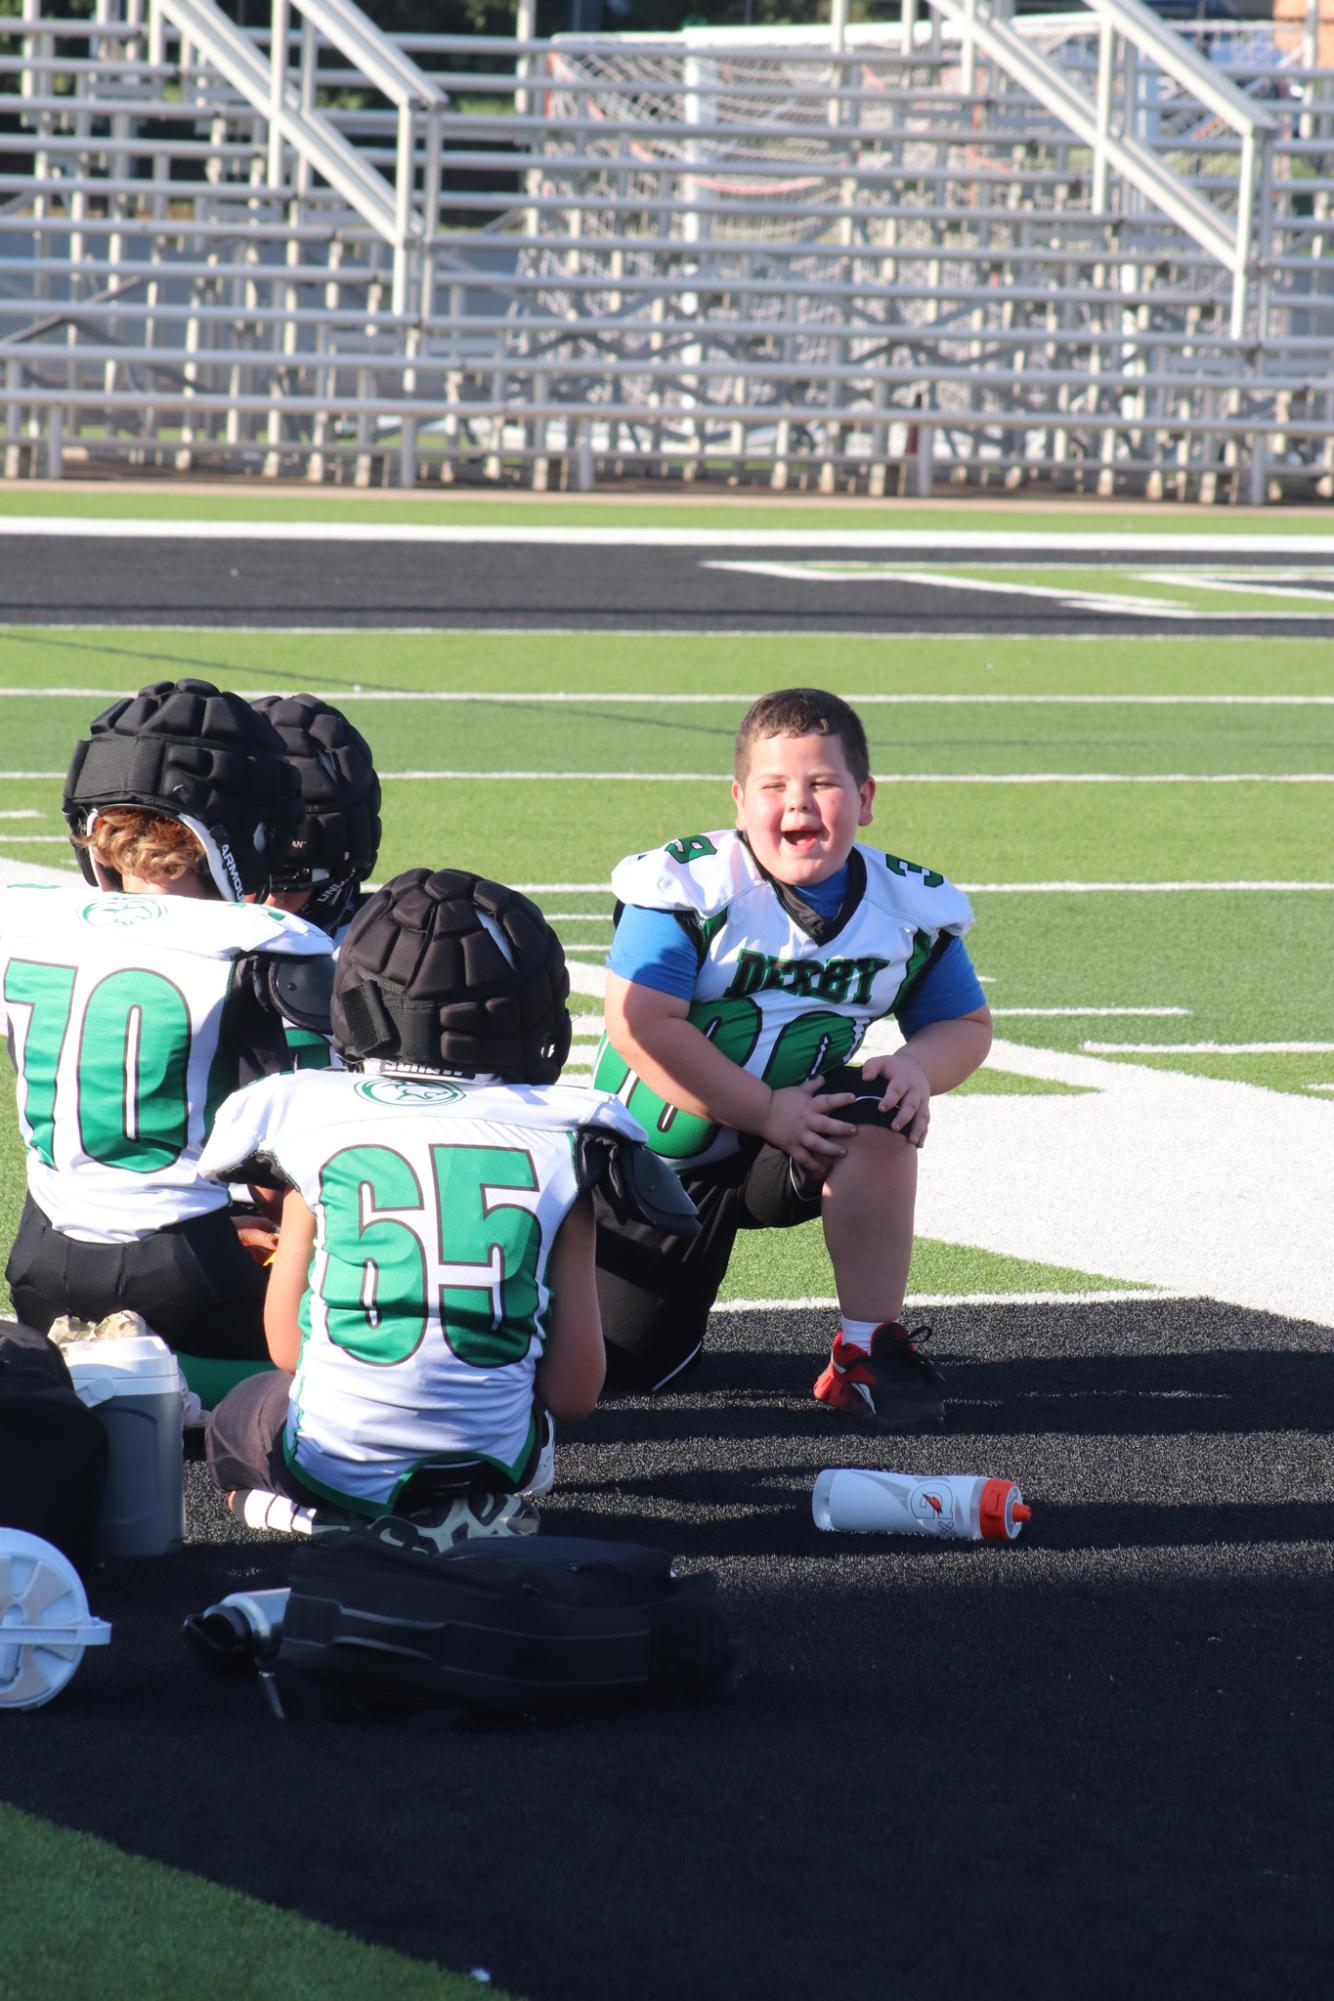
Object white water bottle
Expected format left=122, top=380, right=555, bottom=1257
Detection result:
left=812, top=1468, right=1032, bottom=1542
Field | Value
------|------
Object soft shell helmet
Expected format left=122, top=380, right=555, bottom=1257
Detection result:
left=251, top=693, right=382, bottom=933
left=332, top=868, right=572, bottom=1084
left=63, top=679, right=301, bottom=901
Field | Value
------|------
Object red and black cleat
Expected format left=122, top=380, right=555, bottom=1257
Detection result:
left=812, top=1323, right=945, bottom=1431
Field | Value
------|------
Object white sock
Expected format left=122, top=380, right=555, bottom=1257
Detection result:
left=838, top=1316, right=882, bottom=1354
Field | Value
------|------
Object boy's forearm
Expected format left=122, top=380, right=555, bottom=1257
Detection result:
left=902, top=1011, right=993, bottom=1094
left=614, top=1013, right=774, bottom=1136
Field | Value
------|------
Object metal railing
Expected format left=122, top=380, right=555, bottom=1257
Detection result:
left=0, top=2, right=1330, bottom=498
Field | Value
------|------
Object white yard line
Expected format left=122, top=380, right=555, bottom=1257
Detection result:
left=2, top=688, right=1330, bottom=704
left=6, top=519, right=1334, bottom=553
left=0, top=767, right=1330, bottom=786
left=1083, top=1040, right=1334, bottom=1054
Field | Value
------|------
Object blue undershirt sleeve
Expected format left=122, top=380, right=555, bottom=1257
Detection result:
left=894, top=935, right=987, bottom=1038
left=606, top=904, right=701, bottom=1001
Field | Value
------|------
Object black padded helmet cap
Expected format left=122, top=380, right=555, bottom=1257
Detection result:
left=63, top=678, right=302, bottom=900
left=332, top=867, right=573, bottom=1085
left=252, top=693, right=382, bottom=928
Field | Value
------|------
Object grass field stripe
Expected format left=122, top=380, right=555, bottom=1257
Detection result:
left=717, top=1290, right=1180, bottom=1311
left=1082, top=1040, right=1334, bottom=1053
left=7, top=518, right=1334, bottom=553
left=4, top=689, right=1332, bottom=705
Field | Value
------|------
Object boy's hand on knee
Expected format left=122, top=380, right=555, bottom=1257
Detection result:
left=860, top=1052, right=931, bottom=1148
left=761, top=1078, right=856, bottom=1176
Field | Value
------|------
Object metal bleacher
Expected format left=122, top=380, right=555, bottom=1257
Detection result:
left=1, top=0, right=1330, bottom=498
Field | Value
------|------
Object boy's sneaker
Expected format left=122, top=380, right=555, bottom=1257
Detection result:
left=812, top=1323, right=945, bottom=1431
left=406, top=1491, right=541, bottom=1553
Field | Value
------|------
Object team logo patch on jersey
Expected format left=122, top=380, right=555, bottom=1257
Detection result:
left=355, top=1078, right=463, bottom=1108
left=82, top=896, right=164, bottom=928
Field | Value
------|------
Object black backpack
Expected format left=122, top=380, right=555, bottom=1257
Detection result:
left=247, top=1520, right=739, bottom=1720
left=0, top=1321, right=109, bottom=1581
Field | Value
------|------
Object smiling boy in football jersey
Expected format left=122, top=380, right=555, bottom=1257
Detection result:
left=592, top=686, right=993, bottom=1429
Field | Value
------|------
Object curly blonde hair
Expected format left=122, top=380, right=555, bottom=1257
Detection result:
left=77, top=807, right=206, bottom=885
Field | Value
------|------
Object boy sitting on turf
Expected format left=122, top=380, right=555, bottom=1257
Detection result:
left=591, top=685, right=992, bottom=1429
left=1, top=680, right=333, bottom=1407
left=197, top=868, right=693, bottom=1534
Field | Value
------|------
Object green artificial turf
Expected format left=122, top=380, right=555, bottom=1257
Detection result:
left=720, top=1222, right=1150, bottom=1303
left=0, top=1805, right=517, bottom=2001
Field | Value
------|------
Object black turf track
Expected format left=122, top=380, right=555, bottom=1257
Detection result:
left=5, top=536, right=1334, bottom=634
left=6, top=1299, right=1333, bottom=2001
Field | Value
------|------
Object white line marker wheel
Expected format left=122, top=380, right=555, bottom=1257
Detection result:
left=0, top=1529, right=112, bottom=1709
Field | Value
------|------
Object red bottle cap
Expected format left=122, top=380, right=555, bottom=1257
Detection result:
left=979, top=1479, right=1030, bottom=1541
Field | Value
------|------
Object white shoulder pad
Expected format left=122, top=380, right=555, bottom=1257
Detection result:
left=610, top=829, right=753, bottom=919
left=859, top=844, right=975, bottom=939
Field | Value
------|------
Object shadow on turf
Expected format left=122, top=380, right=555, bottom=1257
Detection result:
left=588, top=1345, right=1334, bottom=1440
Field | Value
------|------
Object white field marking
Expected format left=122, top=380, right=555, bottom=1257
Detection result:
left=959, top=881, right=1334, bottom=893
left=708, top=560, right=1190, bottom=617
left=2, top=766, right=1332, bottom=787
left=4, top=627, right=1331, bottom=646
left=1, top=686, right=1331, bottom=706
left=1145, top=568, right=1334, bottom=604
left=538, top=880, right=1334, bottom=895
left=8, top=518, right=1334, bottom=554
left=0, top=835, right=73, bottom=844
left=1083, top=1040, right=1334, bottom=1054
left=915, top=1037, right=1334, bottom=1328
left=0, top=811, right=41, bottom=821
left=0, top=857, right=75, bottom=887
left=566, top=961, right=608, bottom=999
left=717, top=1290, right=1176, bottom=1312
left=991, top=1007, right=1191, bottom=1018
left=1307, top=1083, right=1334, bottom=1091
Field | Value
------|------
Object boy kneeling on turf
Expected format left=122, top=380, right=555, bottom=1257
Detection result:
left=198, top=868, right=693, bottom=1533
left=592, top=686, right=992, bottom=1429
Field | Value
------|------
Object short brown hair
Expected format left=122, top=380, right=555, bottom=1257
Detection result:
left=734, top=688, right=870, bottom=787
left=77, top=806, right=206, bottom=885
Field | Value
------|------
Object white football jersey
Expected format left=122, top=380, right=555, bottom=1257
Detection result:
left=0, top=883, right=332, bottom=1242
left=200, top=1068, right=644, bottom=1510
left=593, top=830, right=974, bottom=1168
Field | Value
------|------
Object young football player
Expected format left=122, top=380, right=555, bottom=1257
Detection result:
left=1, top=679, right=334, bottom=1406
left=591, top=686, right=993, bottom=1429
left=250, top=692, right=382, bottom=940
left=198, top=868, right=694, bottom=1531
left=249, top=692, right=382, bottom=1079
